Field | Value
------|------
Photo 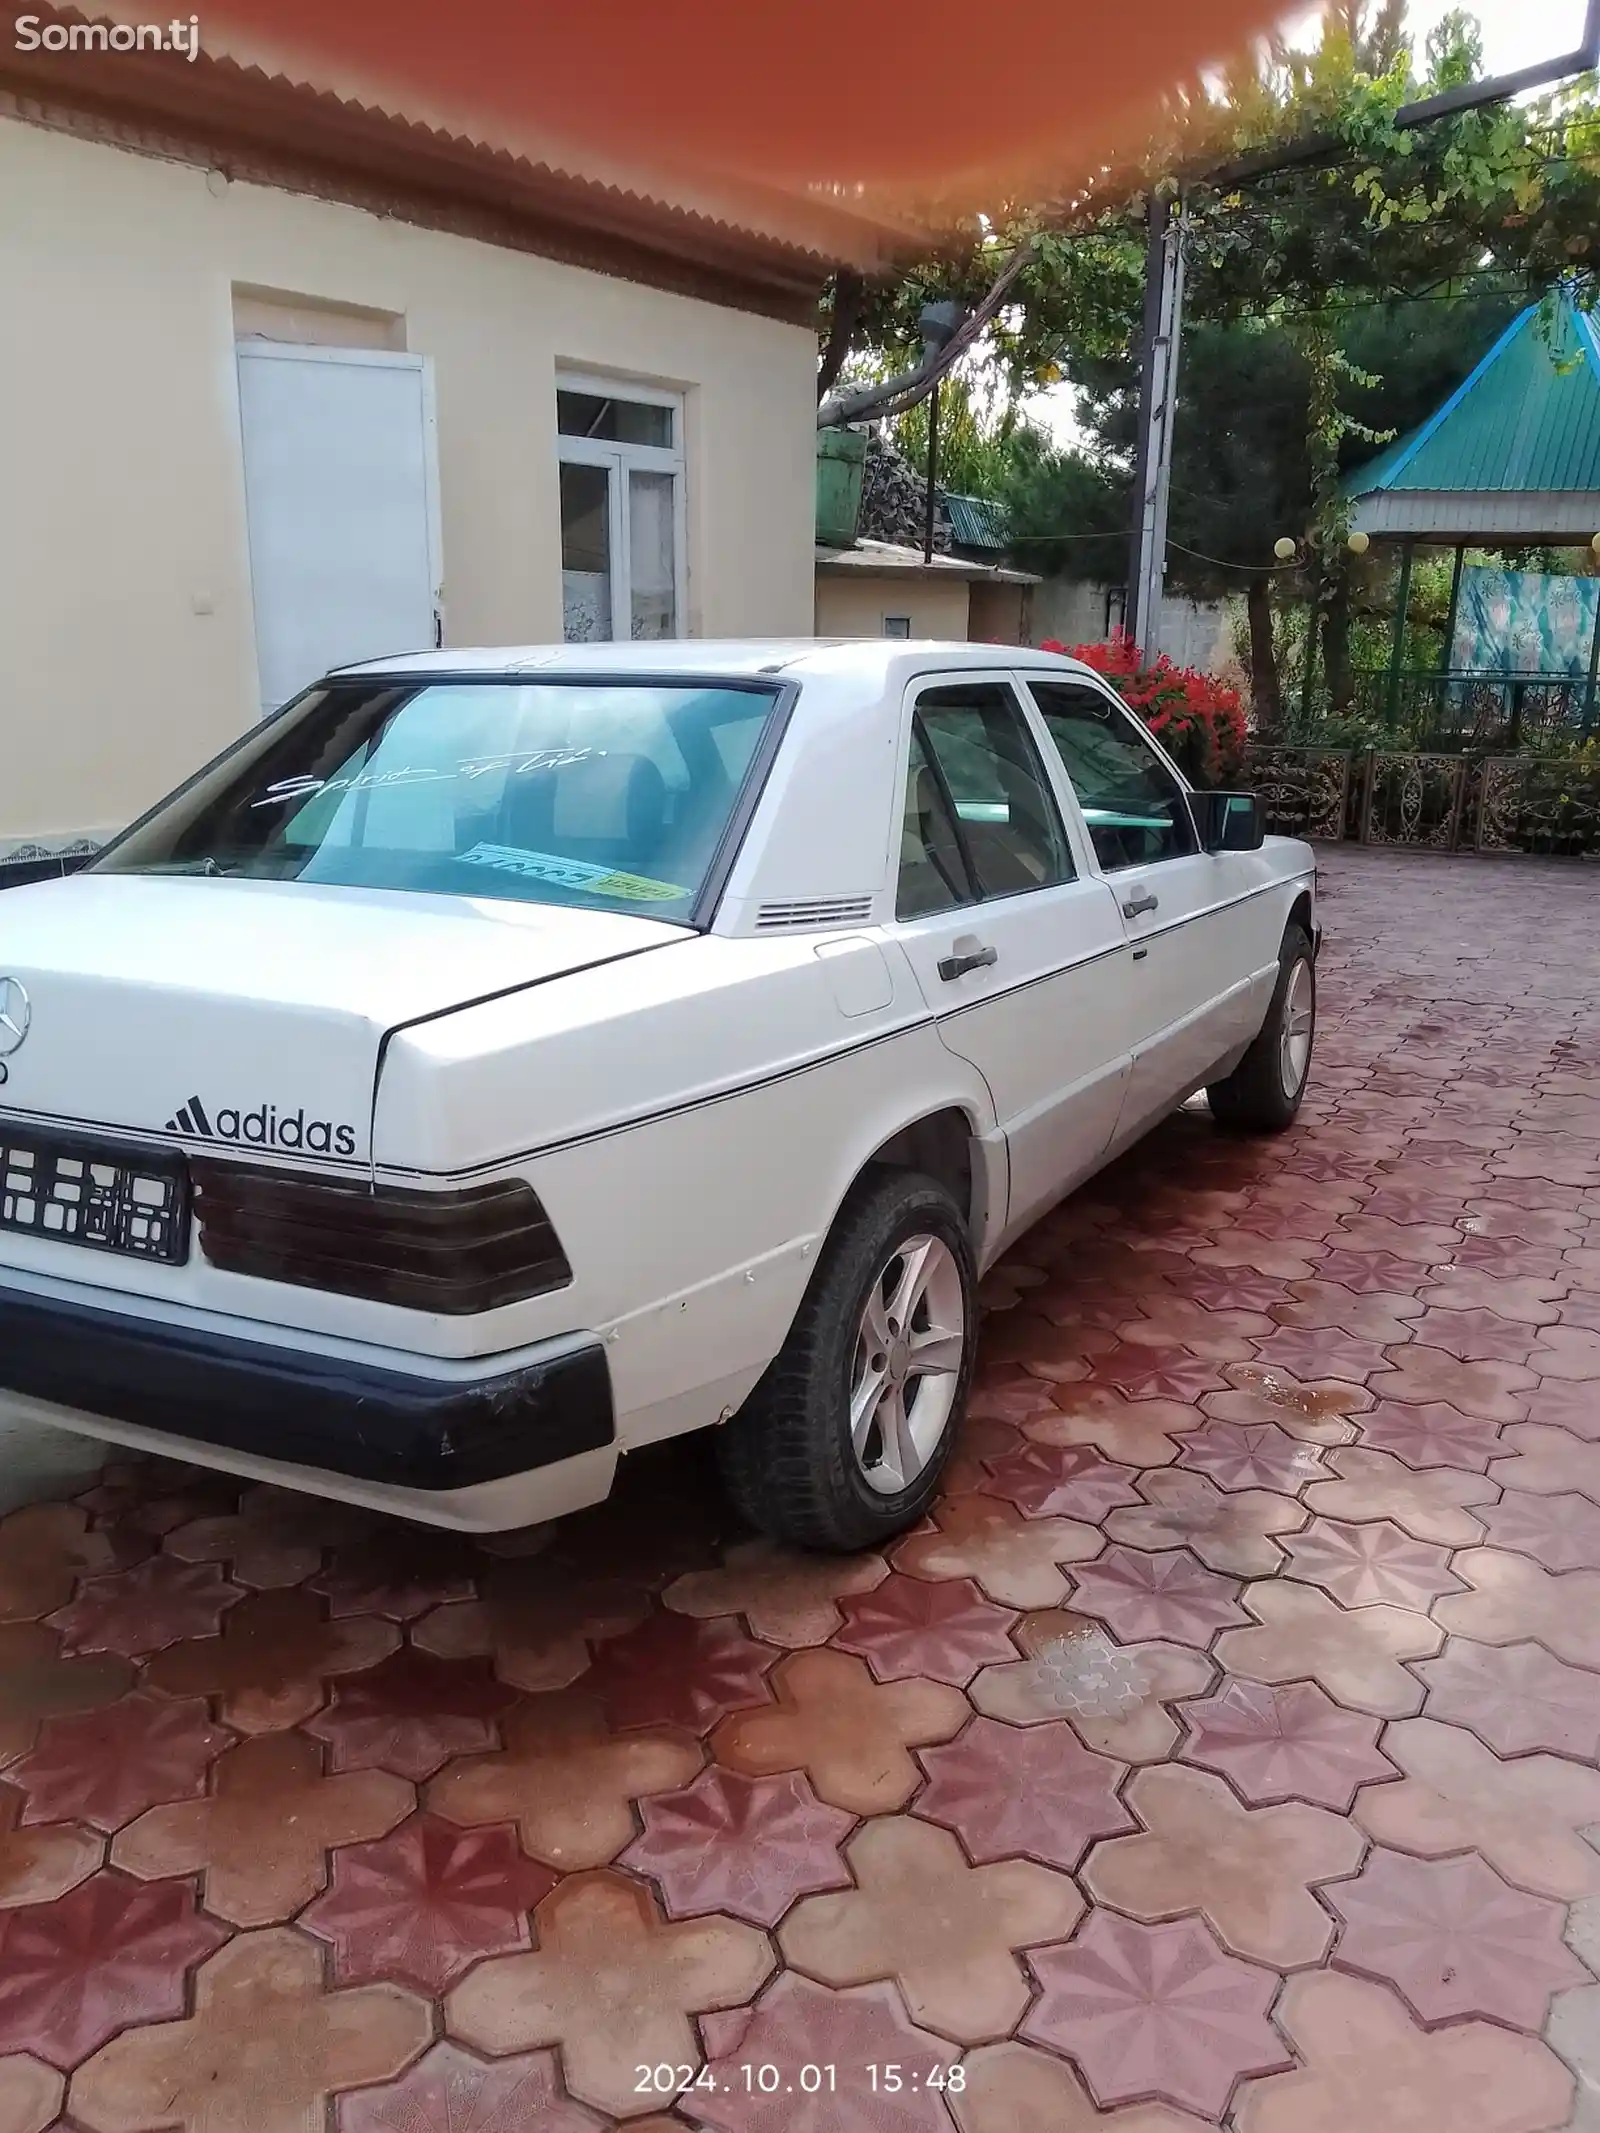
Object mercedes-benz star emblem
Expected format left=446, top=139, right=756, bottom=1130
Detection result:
left=0, top=979, right=32, bottom=1058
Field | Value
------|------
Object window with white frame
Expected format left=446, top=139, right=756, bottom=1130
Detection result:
left=557, top=379, right=685, bottom=643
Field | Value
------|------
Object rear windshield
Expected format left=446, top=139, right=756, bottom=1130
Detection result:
left=95, top=679, right=781, bottom=921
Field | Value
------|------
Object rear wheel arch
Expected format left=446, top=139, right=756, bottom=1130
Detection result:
left=857, top=1105, right=986, bottom=1245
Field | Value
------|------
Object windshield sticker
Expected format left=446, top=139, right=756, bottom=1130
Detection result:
left=457, top=843, right=688, bottom=902
left=251, top=747, right=597, bottom=810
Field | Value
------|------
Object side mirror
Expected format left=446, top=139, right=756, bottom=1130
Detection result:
left=1195, top=791, right=1265, bottom=853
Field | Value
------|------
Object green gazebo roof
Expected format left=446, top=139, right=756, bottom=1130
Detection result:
left=1345, top=291, right=1600, bottom=542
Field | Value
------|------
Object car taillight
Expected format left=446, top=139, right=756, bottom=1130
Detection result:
left=190, top=1161, right=571, bottom=1313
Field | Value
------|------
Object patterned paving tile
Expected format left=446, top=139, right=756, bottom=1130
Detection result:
left=1178, top=1420, right=1327, bottom=1493
left=688, top=1973, right=962, bottom=2132
left=1104, top=1471, right=1305, bottom=1577
left=7, top=1691, right=231, bottom=1833
left=1270, top=1280, right=1423, bottom=1343
left=1357, top=1717, right=1600, bottom=1899
left=0, top=2056, right=62, bottom=2133
left=1372, top=1346, right=1535, bottom=1421
left=445, top=1871, right=773, bottom=2120
left=1301, top=1446, right=1494, bottom=1544
left=1019, top=1909, right=1291, bottom=2118
left=0, top=1870, right=225, bottom=2068
left=0, top=1784, right=100, bottom=1912
left=1433, top=1546, right=1600, bottom=1667
left=1356, top=1399, right=1507, bottom=1471
left=1065, top=1546, right=1246, bottom=1647
left=620, top=1764, right=853, bottom=1925
left=111, top=1731, right=412, bottom=1926
left=952, top=2044, right=1211, bottom=2132
left=301, top=1814, right=555, bottom=1991
left=1326, top=1846, right=1584, bottom=2029
left=979, top=1441, right=1143, bottom=1521
left=1280, top=1517, right=1462, bottom=1610
left=308, top=1530, right=480, bottom=1623
left=1480, top=1486, right=1600, bottom=1568
left=585, top=1612, right=779, bottom=1732
left=1201, top=1361, right=1371, bottom=1444
left=429, top=1691, right=701, bottom=1870
left=915, top=1711, right=1133, bottom=1868
left=46, top=1555, right=242, bottom=1660
left=162, top=1487, right=373, bottom=1588
left=712, top=1650, right=967, bottom=1814
left=1231, top=1970, right=1574, bottom=2133
left=0, top=1506, right=138, bottom=1626
left=1415, top=1638, right=1600, bottom=1759
left=780, top=1815, right=1082, bottom=2043
left=1215, top=1580, right=1439, bottom=1717
left=832, top=1572, right=1018, bottom=1684
left=411, top=1560, right=650, bottom=1693
left=971, top=1614, right=1213, bottom=1760
left=336, top=2041, right=605, bottom=2133
left=1178, top=1676, right=1395, bottom=1809
left=662, top=1539, right=888, bottom=1646
left=68, top=1927, right=429, bottom=2133
left=1023, top=1389, right=1204, bottom=1467
left=304, top=1648, right=516, bottom=1780
left=1489, top=1422, right=1600, bottom=1499
left=0, top=1625, right=133, bottom=1769
left=893, top=1495, right=1101, bottom=1607
left=142, top=1590, right=400, bottom=1732
left=1083, top=1762, right=1363, bottom=1967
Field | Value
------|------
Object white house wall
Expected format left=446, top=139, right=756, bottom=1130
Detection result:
left=0, top=119, right=819, bottom=854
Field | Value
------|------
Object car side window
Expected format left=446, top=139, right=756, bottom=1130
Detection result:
left=1028, top=681, right=1199, bottom=872
left=898, top=725, right=976, bottom=918
left=912, top=682, right=1074, bottom=902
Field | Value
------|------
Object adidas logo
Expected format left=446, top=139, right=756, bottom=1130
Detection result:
left=166, top=1094, right=358, bottom=1157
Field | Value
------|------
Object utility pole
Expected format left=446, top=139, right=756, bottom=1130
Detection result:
left=1126, top=190, right=1186, bottom=662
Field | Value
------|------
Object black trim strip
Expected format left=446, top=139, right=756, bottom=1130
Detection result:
left=0, top=1284, right=614, bottom=1490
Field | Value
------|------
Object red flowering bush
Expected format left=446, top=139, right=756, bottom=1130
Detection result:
left=1040, top=631, right=1248, bottom=789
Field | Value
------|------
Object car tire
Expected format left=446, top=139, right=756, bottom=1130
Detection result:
left=1206, top=921, right=1317, bottom=1133
left=715, top=1169, right=977, bottom=1553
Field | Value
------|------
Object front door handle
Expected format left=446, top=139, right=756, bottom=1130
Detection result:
left=1122, top=890, right=1159, bottom=919
left=938, top=940, right=998, bottom=981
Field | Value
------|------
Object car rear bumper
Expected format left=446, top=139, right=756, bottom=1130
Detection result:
left=0, top=1283, right=614, bottom=1493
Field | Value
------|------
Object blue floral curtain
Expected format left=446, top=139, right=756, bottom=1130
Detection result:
left=1450, top=567, right=1599, bottom=675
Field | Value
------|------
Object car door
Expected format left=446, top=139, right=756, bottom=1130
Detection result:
left=890, top=675, right=1137, bottom=1241
left=1020, top=676, right=1261, bottom=1139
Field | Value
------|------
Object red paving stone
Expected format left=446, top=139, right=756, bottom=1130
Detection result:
left=8, top=848, right=1600, bottom=2128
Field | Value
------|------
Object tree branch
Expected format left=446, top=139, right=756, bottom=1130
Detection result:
left=816, top=233, right=1041, bottom=428
left=816, top=269, right=864, bottom=404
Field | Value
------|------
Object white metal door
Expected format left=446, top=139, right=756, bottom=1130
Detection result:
left=890, top=676, right=1137, bottom=1243
left=1020, top=675, right=1262, bottom=1135
left=236, top=344, right=442, bottom=717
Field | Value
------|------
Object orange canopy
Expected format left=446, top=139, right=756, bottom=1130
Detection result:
left=185, top=0, right=1289, bottom=230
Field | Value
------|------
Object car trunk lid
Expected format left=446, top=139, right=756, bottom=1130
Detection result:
left=0, top=875, right=683, bottom=1166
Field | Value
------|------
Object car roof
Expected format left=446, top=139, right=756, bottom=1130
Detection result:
left=330, top=640, right=1101, bottom=685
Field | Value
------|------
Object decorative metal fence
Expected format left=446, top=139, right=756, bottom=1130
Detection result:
left=1349, top=670, right=1598, bottom=750
left=1246, top=749, right=1600, bottom=857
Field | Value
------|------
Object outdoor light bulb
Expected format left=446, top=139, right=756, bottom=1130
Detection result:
left=1273, top=537, right=1297, bottom=561
left=1347, top=530, right=1370, bottom=555
left=1590, top=531, right=1600, bottom=556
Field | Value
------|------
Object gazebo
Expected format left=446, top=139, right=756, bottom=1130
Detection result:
left=1344, top=288, right=1600, bottom=743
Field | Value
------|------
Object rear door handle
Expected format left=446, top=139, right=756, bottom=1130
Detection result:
left=938, top=940, right=998, bottom=981
left=1122, top=890, right=1159, bottom=919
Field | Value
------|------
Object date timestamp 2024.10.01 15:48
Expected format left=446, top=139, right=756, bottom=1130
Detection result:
left=635, top=2065, right=967, bottom=2099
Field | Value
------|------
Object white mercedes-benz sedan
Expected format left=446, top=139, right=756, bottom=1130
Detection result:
left=0, top=642, right=1317, bottom=1547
